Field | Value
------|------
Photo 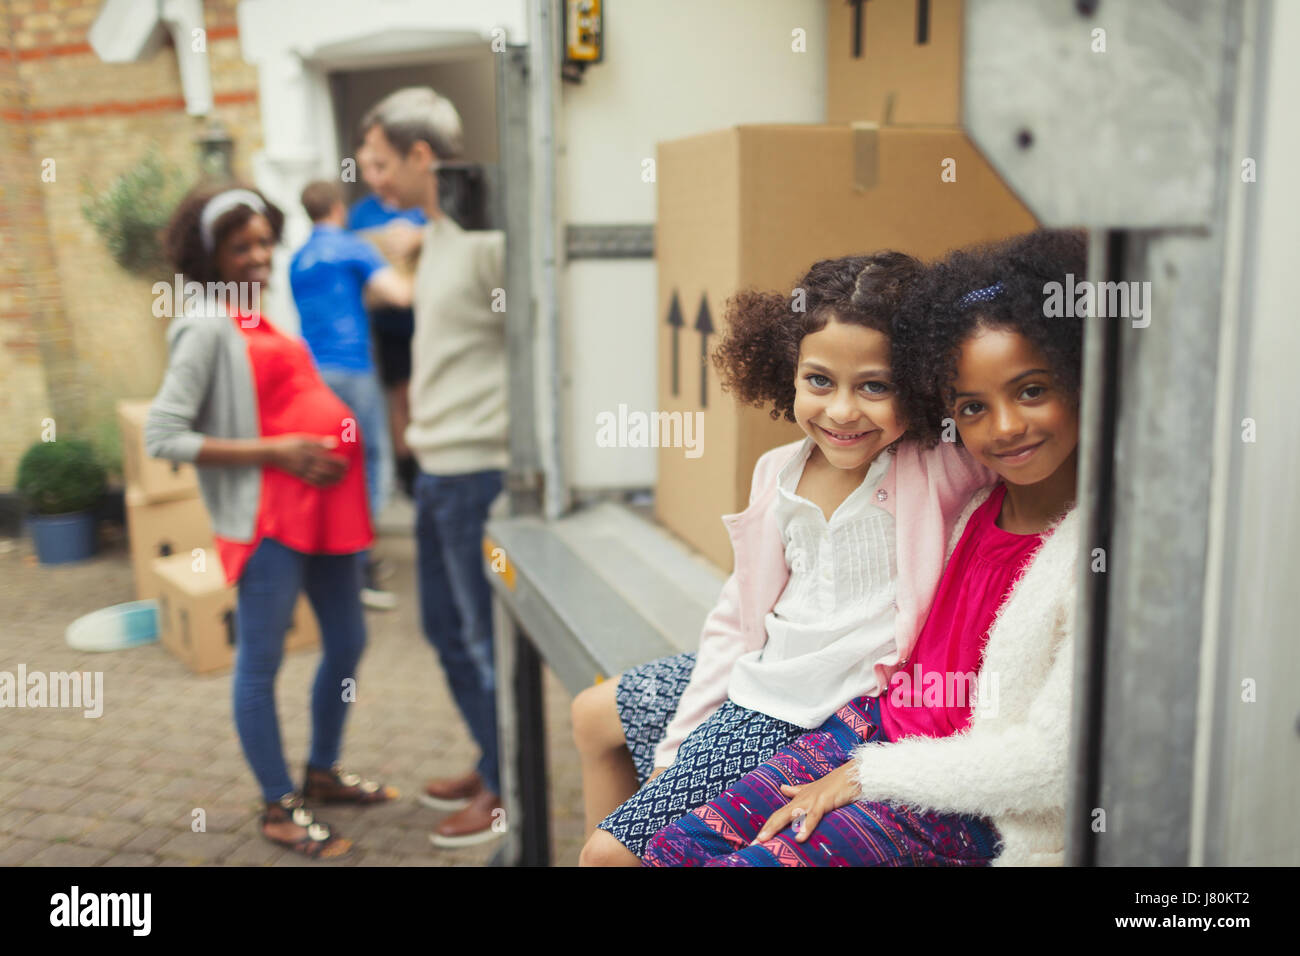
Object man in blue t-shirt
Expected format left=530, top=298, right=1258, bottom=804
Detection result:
left=290, top=179, right=413, bottom=609
left=348, top=192, right=427, bottom=231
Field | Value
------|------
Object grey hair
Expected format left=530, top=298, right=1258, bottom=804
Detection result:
left=360, top=87, right=464, bottom=160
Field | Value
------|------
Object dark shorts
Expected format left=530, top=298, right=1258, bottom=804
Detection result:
left=370, top=307, right=412, bottom=386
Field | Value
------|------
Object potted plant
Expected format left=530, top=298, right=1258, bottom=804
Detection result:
left=16, top=438, right=108, bottom=564
left=81, top=147, right=192, bottom=277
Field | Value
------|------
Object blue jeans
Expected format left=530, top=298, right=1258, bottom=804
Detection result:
left=320, top=367, right=393, bottom=521
left=414, top=468, right=504, bottom=795
left=233, top=537, right=367, bottom=802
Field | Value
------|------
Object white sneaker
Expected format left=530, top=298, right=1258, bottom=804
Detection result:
left=360, top=587, right=398, bottom=611
left=428, top=825, right=507, bottom=849
left=417, top=792, right=472, bottom=812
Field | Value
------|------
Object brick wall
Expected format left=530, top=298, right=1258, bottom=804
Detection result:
left=0, top=0, right=262, bottom=489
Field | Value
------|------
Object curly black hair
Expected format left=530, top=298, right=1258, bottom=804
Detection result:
left=711, top=252, right=926, bottom=434
left=162, top=181, right=285, bottom=285
left=890, top=229, right=1089, bottom=446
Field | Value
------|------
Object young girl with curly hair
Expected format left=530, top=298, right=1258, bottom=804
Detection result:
left=144, top=183, right=398, bottom=860
left=575, top=251, right=994, bottom=865
left=642, top=228, right=1087, bottom=867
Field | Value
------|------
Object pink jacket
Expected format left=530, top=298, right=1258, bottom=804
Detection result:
left=653, top=437, right=993, bottom=767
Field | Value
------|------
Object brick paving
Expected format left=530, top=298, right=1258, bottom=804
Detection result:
left=0, top=499, right=588, bottom=866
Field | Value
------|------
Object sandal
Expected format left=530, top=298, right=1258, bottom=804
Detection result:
left=302, top=764, right=400, bottom=805
left=260, top=793, right=352, bottom=860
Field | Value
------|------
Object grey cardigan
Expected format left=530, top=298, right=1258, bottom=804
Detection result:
left=144, top=309, right=262, bottom=542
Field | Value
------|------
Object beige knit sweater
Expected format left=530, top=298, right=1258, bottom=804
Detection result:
left=852, top=485, right=1080, bottom=866
left=405, top=214, right=508, bottom=475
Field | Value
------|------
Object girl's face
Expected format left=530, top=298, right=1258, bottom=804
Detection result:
left=213, top=213, right=274, bottom=287
left=793, top=316, right=906, bottom=475
left=951, top=326, right=1079, bottom=486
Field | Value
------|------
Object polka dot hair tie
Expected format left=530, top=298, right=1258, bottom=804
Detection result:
left=955, top=280, right=1004, bottom=309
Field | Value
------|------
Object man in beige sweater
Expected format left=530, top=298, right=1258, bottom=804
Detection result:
left=360, top=87, right=508, bottom=848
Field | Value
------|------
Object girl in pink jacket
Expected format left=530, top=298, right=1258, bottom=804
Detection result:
left=575, top=251, right=992, bottom=865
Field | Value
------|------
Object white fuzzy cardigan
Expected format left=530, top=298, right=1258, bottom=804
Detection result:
left=851, top=485, right=1079, bottom=866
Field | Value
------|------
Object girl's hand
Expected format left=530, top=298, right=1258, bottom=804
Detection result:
left=751, top=760, right=862, bottom=845
left=268, top=435, right=348, bottom=486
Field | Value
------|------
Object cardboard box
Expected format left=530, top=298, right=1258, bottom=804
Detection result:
left=125, top=486, right=215, bottom=602
left=655, top=124, right=1036, bottom=570
left=827, top=0, right=963, bottom=126
left=357, top=224, right=420, bottom=311
left=116, top=400, right=200, bottom=503
left=152, top=553, right=320, bottom=674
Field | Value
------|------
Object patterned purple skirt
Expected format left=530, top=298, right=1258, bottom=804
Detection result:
left=642, top=695, right=1002, bottom=866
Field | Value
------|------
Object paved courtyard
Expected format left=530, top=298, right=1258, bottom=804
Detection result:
left=0, top=498, right=587, bottom=867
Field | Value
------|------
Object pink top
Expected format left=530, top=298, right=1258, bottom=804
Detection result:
left=879, top=483, right=1044, bottom=741
left=652, top=437, right=995, bottom=768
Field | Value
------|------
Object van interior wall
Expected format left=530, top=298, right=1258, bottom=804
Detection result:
left=559, top=0, right=830, bottom=495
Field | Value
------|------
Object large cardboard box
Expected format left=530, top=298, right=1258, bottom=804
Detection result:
left=116, top=400, right=200, bottom=503
left=125, top=485, right=215, bottom=602
left=655, top=124, right=1036, bottom=570
left=152, top=553, right=321, bottom=674
left=827, top=0, right=963, bottom=126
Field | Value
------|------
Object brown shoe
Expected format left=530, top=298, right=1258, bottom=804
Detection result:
left=418, top=769, right=484, bottom=811
left=303, top=764, right=400, bottom=806
left=428, top=790, right=507, bottom=848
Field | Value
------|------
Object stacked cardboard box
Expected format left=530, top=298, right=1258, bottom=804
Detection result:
left=153, top=554, right=321, bottom=674
left=117, top=400, right=209, bottom=602
left=826, top=0, right=963, bottom=126
left=655, top=0, right=1036, bottom=571
left=117, top=399, right=320, bottom=672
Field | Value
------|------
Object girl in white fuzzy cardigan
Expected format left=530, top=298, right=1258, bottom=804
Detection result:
left=643, top=229, right=1087, bottom=867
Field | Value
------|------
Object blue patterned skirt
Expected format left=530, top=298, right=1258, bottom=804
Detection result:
left=601, top=652, right=806, bottom=856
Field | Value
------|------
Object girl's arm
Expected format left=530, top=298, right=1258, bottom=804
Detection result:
left=651, top=568, right=747, bottom=768
left=851, top=630, right=1074, bottom=819
left=650, top=442, right=793, bottom=769
left=752, top=640, right=1071, bottom=844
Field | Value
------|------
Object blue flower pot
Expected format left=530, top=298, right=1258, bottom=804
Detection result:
left=26, top=510, right=98, bottom=564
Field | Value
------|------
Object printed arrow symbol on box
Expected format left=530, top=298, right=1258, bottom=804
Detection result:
left=848, top=0, right=869, bottom=58
left=667, top=289, right=683, bottom=397
left=695, top=293, right=714, bottom=409
left=848, top=0, right=928, bottom=56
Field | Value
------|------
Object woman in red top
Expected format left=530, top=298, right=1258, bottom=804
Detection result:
left=158, top=183, right=398, bottom=860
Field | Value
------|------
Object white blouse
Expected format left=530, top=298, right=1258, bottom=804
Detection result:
left=727, top=438, right=898, bottom=728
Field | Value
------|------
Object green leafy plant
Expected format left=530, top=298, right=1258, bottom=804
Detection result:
left=16, top=439, right=108, bottom=516
left=81, top=149, right=192, bottom=276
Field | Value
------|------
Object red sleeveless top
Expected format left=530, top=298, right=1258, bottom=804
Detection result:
left=879, top=483, right=1044, bottom=741
left=214, top=311, right=373, bottom=584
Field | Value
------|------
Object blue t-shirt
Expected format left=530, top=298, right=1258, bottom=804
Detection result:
left=347, top=195, right=427, bottom=231
left=288, top=224, right=388, bottom=373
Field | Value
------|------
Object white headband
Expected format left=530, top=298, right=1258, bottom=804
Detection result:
left=199, top=188, right=268, bottom=253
